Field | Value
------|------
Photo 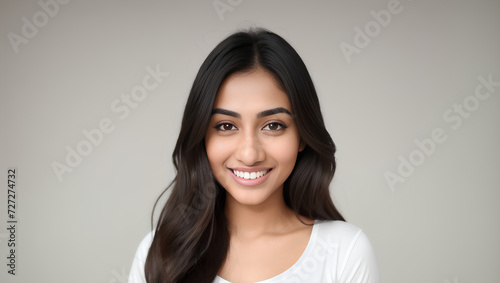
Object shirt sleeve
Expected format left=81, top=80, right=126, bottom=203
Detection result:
left=128, top=232, right=153, bottom=283
left=337, top=229, right=380, bottom=283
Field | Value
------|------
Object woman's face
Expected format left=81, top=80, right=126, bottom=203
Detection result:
left=205, top=68, right=304, bottom=206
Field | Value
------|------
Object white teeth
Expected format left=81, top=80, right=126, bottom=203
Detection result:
left=232, top=169, right=269, bottom=180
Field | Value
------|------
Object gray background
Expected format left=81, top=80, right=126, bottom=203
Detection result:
left=1, top=0, right=499, bottom=282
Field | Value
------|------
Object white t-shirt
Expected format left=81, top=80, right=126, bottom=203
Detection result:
left=128, top=220, right=380, bottom=283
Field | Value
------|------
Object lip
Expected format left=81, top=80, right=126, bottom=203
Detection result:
left=228, top=167, right=272, bottom=187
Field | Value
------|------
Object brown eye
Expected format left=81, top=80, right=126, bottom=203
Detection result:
left=263, top=122, right=286, bottom=131
left=268, top=123, right=279, bottom=131
left=216, top=123, right=237, bottom=131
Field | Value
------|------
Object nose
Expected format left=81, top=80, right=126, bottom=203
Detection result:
left=235, top=130, right=265, bottom=166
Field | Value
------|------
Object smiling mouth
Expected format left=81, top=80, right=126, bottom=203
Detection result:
left=230, top=169, right=272, bottom=180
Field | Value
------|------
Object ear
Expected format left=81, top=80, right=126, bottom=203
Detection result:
left=298, top=140, right=306, bottom=152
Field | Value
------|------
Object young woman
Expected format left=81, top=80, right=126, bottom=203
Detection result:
left=129, top=28, right=380, bottom=283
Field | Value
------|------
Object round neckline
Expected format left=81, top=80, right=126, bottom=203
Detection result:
left=215, top=220, right=319, bottom=283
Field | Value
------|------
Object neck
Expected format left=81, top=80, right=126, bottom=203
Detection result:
left=224, top=187, right=297, bottom=238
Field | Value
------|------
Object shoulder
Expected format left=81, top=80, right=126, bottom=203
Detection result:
left=128, top=231, right=155, bottom=283
left=313, top=220, right=367, bottom=245
left=133, top=230, right=155, bottom=257
left=313, top=220, right=380, bottom=282
left=313, top=220, right=375, bottom=255
left=314, top=220, right=362, bottom=236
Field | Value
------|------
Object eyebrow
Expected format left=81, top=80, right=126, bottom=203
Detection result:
left=211, top=107, right=292, bottom=118
left=257, top=107, right=292, bottom=118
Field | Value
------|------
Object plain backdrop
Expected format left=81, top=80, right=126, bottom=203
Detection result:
left=1, top=0, right=499, bottom=282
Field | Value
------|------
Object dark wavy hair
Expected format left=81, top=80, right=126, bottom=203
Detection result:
left=145, top=28, right=345, bottom=283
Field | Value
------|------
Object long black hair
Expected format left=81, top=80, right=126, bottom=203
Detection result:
left=145, top=28, right=345, bottom=283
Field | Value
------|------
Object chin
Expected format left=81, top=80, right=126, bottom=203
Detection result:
left=225, top=186, right=282, bottom=207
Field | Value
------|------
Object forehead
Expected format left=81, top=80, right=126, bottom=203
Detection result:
left=214, top=69, right=291, bottom=112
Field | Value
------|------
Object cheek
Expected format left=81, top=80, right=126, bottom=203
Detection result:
left=205, top=135, right=231, bottom=179
left=206, top=137, right=221, bottom=165
left=268, top=137, right=300, bottom=168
